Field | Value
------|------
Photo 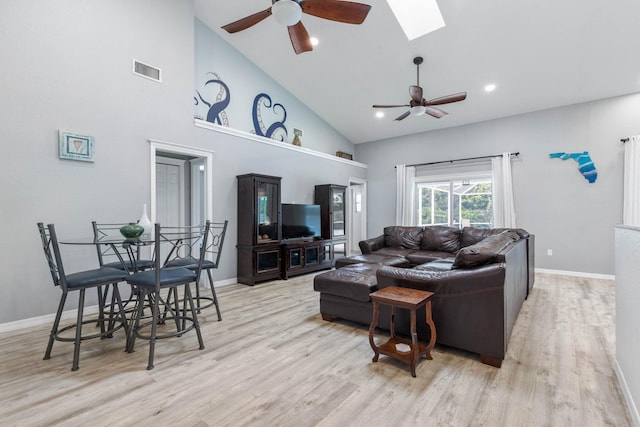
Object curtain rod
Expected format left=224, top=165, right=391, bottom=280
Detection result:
left=621, top=138, right=629, bottom=143
left=401, top=152, right=520, bottom=168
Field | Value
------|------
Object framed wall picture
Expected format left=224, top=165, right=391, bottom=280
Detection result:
left=58, top=131, right=95, bottom=162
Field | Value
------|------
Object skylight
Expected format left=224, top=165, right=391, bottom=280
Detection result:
left=386, top=0, right=445, bottom=41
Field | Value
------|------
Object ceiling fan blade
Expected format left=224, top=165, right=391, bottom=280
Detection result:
left=424, top=106, right=448, bottom=118
left=424, top=92, right=467, bottom=106
left=222, top=8, right=272, bottom=33
left=301, top=0, right=371, bottom=24
left=395, top=111, right=411, bottom=121
left=410, top=85, right=423, bottom=103
left=372, top=104, right=410, bottom=108
left=288, top=21, right=313, bottom=55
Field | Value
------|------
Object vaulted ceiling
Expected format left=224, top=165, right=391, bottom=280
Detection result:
left=195, top=0, right=640, bottom=144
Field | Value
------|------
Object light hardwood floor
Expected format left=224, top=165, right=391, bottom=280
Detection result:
left=0, top=273, right=632, bottom=426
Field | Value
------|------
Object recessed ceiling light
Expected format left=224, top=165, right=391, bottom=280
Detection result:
left=310, top=37, right=319, bottom=47
left=386, top=0, right=445, bottom=41
left=484, top=84, right=497, bottom=92
left=375, top=111, right=384, bottom=119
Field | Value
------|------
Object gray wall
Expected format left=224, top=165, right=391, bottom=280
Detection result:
left=356, top=93, right=640, bottom=275
left=0, top=1, right=362, bottom=324
left=0, top=0, right=196, bottom=323
left=191, top=126, right=365, bottom=282
left=194, top=19, right=353, bottom=155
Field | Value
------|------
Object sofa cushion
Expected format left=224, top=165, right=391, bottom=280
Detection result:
left=413, top=257, right=456, bottom=271
left=461, top=227, right=529, bottom=247
left=383, top=226, right=423, bottom=250
left=406, top=250, right=455, bottom=265
left=335, top=254, right=411, bottom=269
left=452, top=231, right=520, bottom=269
left=421, top=226, right=462, bottom=253
left=374, top=247, right=415, bottom=258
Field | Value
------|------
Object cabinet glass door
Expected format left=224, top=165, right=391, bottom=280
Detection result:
left=257, top=250, right=279, bottom=273
left=333, top=242, right=346, bottom=260
left=332, top=188, right=345, bottom=237
left=305, top=246, right=319, bottom=265
left=257, top=182, right=279, bottom=242
left=289, top=248, right=302, bottom=268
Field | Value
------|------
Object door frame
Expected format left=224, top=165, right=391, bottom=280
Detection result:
left=148, top=139, right=214, bottom=223
left=348, top=177, right=367, bottom=255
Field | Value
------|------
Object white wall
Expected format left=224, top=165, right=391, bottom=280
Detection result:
left=356, top=93, right=640, bottom=275
left=615, top=225, right=640, bottom=426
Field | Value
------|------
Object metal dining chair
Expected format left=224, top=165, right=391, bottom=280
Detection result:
left=125, top=221, right=210, bottom=370
left=163, top=220, right=228, bottom=320
left=91, top=221, right=155, bottom=273
left=91, top=221, right=156, bottom=326
left=37, top=223, right=129, bottom=371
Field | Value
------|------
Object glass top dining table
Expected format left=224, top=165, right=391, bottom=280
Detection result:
left=59, top=231, right=201, bottom=273
left=59, top=235, right=155, bottom=245
left=59, top=235, right=157, bottom=273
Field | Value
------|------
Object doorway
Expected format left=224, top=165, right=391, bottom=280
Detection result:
left=148, top=140, right=213, bottom=225
left=348, top=178, right=367, bottom=255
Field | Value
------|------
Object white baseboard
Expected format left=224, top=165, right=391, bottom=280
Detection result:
left=0, top=278, right=239, bottom=334
left=615, top=360, right=640, bottom=427
left=215, top=278, right=237, bottom=287
left=535, top=268, right=615, bottom=281
left=0, top=304, right=100, bottom=334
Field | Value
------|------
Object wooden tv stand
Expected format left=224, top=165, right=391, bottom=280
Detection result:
left=281, top=238, right=333, bottom=279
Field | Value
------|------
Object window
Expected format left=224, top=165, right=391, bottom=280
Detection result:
left=415, top=173, right=493, bottom=228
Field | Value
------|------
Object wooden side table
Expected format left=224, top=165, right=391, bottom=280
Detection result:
left=368, top=286, right=436, bottom=377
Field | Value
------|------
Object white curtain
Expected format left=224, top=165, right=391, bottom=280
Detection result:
left=623, top=136, right=640, bottom=226
left=395, top=164, right=416, bottom=225
left=491, top=152, right=517, bottom=228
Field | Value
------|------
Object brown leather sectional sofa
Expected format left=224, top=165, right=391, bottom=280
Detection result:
left=313, top=225, right=535, bottom=367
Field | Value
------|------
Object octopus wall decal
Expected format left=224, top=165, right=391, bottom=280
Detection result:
left=194, top=72, right=230, bottom=126
left=251, top=93, right=288, bottom=142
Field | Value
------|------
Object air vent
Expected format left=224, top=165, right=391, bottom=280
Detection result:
left=133, top=59, right=161, bottom=82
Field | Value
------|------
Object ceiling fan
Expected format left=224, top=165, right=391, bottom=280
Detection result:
left=373, top=57, right=467, bottom=121
left=221, top=0, right=372, bottom=55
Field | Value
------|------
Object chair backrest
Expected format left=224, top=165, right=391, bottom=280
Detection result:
left=37, top=223, right=68, bottom=291
left=91, top=221, right=148, bottom=267
left=204, top=220, right=229, bottom=269
left=159, top=221, right=211, bottom=278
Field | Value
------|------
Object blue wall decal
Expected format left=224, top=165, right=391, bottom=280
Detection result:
left=194, top=72, right=230, bottom=126
left=549, top=151, right=597, bottom=183
left=252, top=93, right=288, bottom=141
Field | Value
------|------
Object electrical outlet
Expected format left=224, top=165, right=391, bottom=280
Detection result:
left=547, top=249, right=553, bottom=256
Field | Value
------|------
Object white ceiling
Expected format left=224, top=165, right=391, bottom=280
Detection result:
left=194, top=0, right=640, bottom=144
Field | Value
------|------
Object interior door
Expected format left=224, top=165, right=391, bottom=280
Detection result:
left=156, top=156, right=185, bottom=227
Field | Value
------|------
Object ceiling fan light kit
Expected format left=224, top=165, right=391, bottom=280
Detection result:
left=410, top=105, right=427, bottom=116
left=272, top=0, right=303, bottom=26
left=221, top=0, right=372, bottom=55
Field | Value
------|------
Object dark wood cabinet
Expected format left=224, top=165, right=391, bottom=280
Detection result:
left=237, top=174, right=282, bottom=285
left=315, top=184, right=348, bottom=265
left=315, top=184, right=347, bottom=240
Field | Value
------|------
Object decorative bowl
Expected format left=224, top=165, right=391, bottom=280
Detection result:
left=120, top=223, right=144, bottom=239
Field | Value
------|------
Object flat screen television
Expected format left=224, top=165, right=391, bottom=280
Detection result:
left=281, top=204, right=321, bottom=240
